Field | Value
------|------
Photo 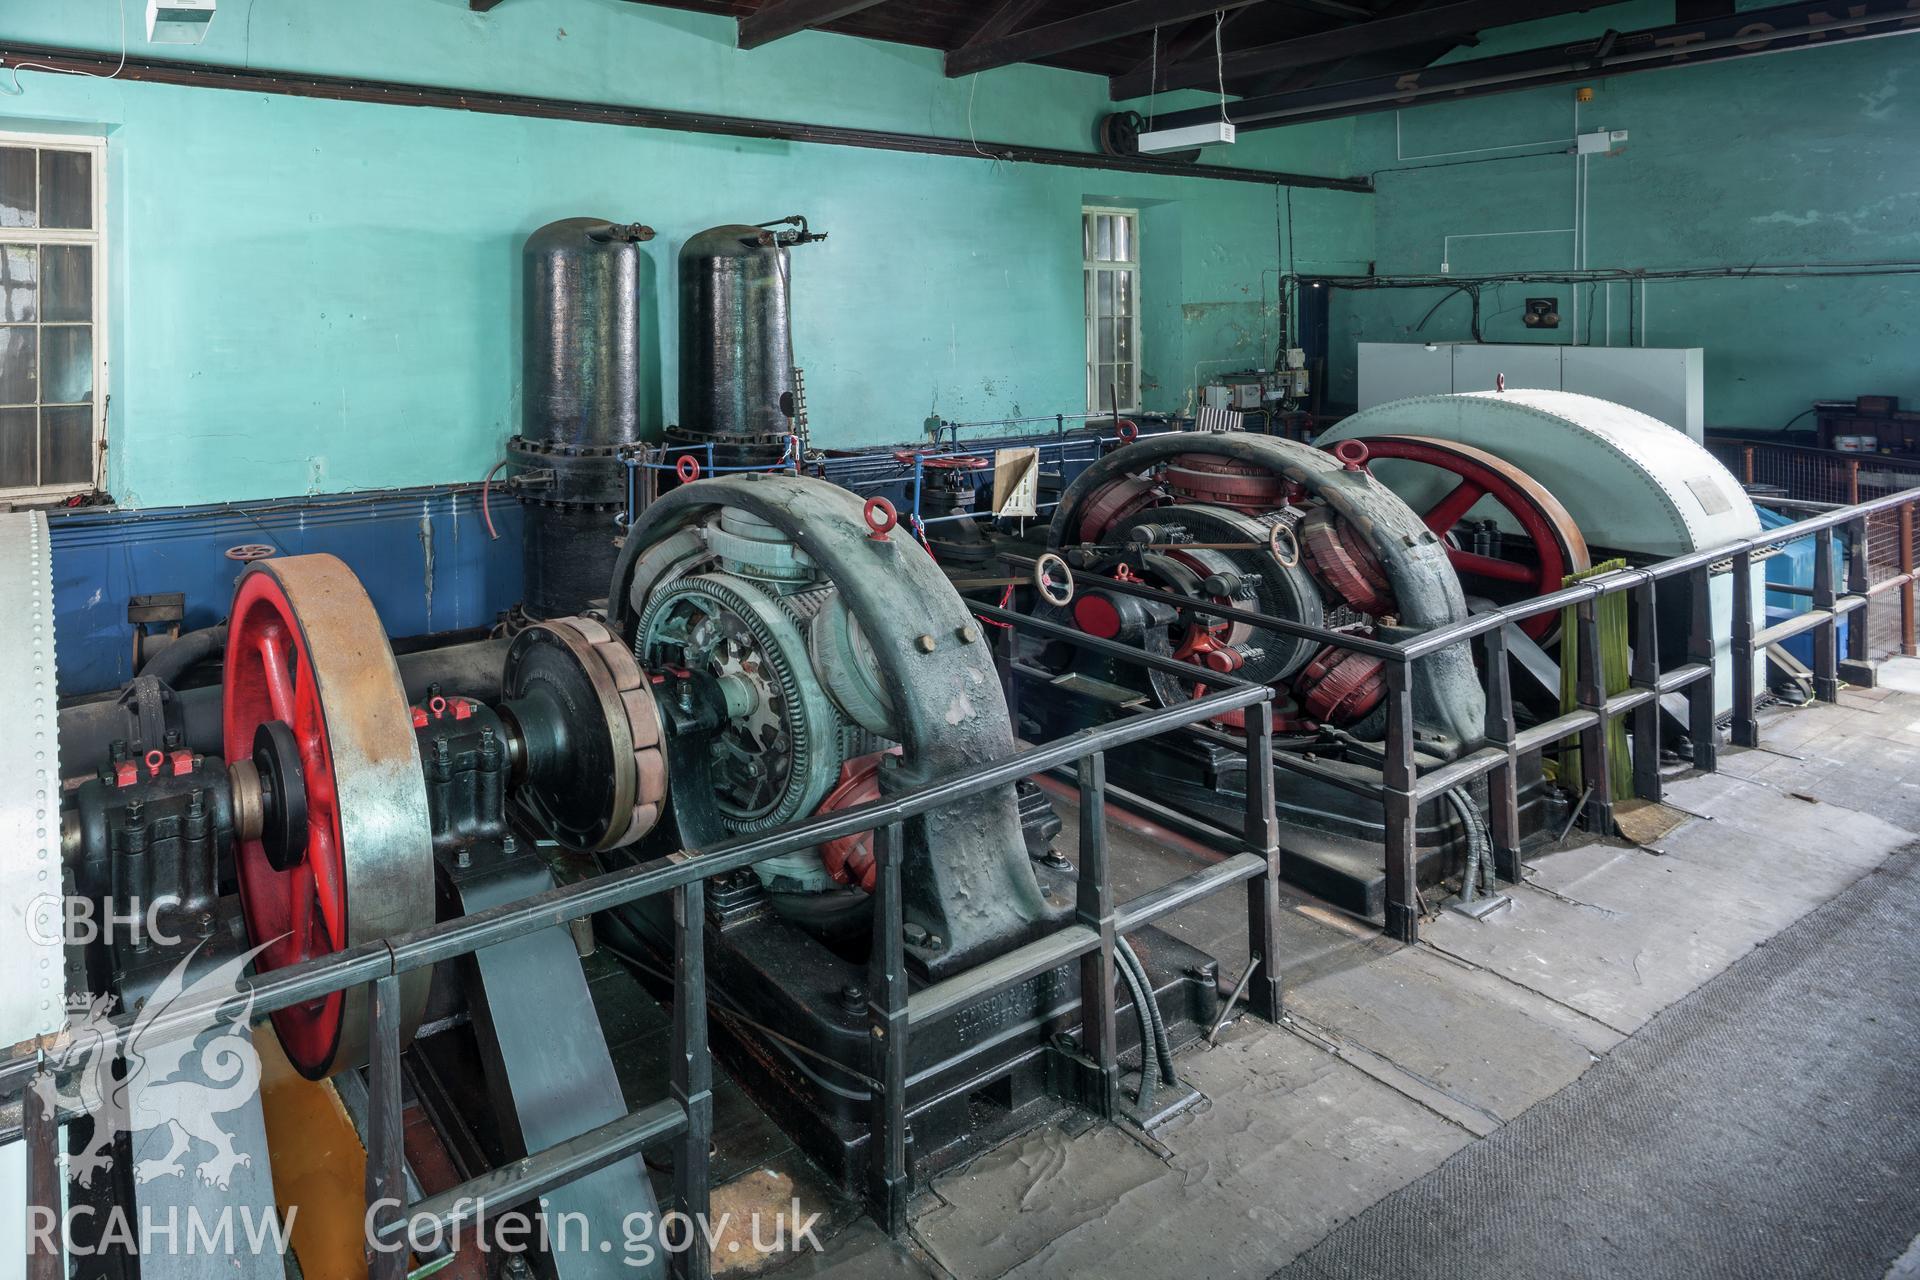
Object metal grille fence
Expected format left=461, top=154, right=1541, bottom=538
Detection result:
left=1708, top=439, right=1918, bottom=657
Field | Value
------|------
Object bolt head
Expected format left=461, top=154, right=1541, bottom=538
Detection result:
left=916, top=634, right=937, bottom=653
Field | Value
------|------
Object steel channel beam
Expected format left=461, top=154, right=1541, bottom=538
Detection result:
left=908, top=926, right=1101, bottom=1029
left=1753, top=597, right=1867, bottom=648
left=0, top=39, right=1371, bottom=192
left=1410, top=745, right=1507, bottom=803
left=1514, top=709, right=1601, bottom=758
left=381, top=1100, right=688, bottom=1245
left=1141, top=0, right=1920, bottom=133
left=1043, top=765, right=1250, bottom=857
left=1115, top=852, right=1266, bottom=932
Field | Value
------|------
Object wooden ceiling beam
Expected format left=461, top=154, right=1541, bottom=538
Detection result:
left=738, top=0, right=896, bottom=51
left=946, top=0, right=1264, bottom=79
left=1110, top=0, right=1605, bottom=98
left=957, top=0, right=1051, bottom=52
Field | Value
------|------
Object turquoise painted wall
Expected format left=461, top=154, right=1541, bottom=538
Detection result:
left=1327, top=2, right=1920, bottom=430
left=0, top=0, right=1372, bottom=507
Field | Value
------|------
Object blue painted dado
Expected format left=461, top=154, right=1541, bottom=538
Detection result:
left=49, top=486, right=522, bottom=695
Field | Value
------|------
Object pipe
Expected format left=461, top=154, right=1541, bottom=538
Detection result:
left=1116, top=935, right=1178, bottom=1090
left=1111, top=936, right=1164, bottom=1111
left=137, top=624, right=227, bottom=688
left=57, top=637, right=510, bottom=779
left=1446, top=786, right=1491, bottom=902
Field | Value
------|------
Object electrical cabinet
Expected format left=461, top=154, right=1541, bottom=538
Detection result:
left=1358, top=343, right=1705, bottom=440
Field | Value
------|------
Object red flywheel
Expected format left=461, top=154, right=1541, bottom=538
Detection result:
left=1342, top=435, right=1589, bottom=640
left=223, top=556, right=435, bottom=1079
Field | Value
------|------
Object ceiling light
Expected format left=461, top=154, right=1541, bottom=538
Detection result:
left=1135, top=120, right=1235, bottom=155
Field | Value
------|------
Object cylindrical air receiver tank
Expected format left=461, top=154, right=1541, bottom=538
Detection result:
left=672, top=223, right=803, bottom=469
left=509, top=217, right=655, bottom=618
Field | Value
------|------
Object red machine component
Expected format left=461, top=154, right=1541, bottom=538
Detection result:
left=1295, top=645, right=1387, bottom=724
left=1075, top=475, right=1161, bottom=542
left=1072, top=594, right=1123, bottom=640
left=1164, top=452, right=1288, bottom=512
left=815, top=749, right=902, bottom=893
left=1163, top=598, right=1253, bottom=729
left=1339, top=435, right=1590, bottom=640
left=224, top=567, right=356, bottom=1074
left=1173, top=628, right=1245, bottom=676
left=1300, top=508, right=1396, bottom=616
left=223, top=557, right=434, bottom=1079
left=864, top=495, right=898, bottom=542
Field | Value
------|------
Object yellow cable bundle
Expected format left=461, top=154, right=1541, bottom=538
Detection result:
left=1559, top=559, right=1633, bottom=803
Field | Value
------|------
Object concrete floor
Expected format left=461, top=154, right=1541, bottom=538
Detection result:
left=749, top=661, right=1920, bottom=1280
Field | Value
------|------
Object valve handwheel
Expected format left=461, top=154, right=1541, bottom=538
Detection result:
left=1344, top=435, right=1589, bottom=640
left=223, top=555, right=435, bottom=1079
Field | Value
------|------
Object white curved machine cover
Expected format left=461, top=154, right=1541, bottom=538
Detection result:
left=1319, top=390, right=1764, bottom=716
left=0, top=512, right=63, bottom=1268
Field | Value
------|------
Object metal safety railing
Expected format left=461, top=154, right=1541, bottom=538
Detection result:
left=5, top=605, right=1283, bottom=1279
left=1710, top=436, right=1920, bottom=658
left=1012, top=477, right=1920, bottom=945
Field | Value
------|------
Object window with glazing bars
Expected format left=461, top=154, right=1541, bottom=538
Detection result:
left=0, top=134, right=105, bottom=498
left=1083, top=207, right=1139, bottom=415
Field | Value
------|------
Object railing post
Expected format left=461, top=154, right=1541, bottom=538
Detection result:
left=1903, top=503, right=1917, bottom=657
left=996, top=574, right=1022, bottom=732
left=1731, top=549, right=1760, bottom=749
left=671, top=878, right=713, bottom=1280
left=1481, top=625, right=1522, bottom=882
left=365, top=974, right=408, bottom=1280
left=1630, top=579, right=1663, bottom=805
left=1074, top=753, right=1119, bottom=1118
left=1687, top=564, right=1720, bottom=772
left=1574, top=597, right=1614, bottom=835
left=1742, top=445, right=1755, bottom=486
left=866, top=822, right=911, bottom=1236
left=1842, top=514, right=1874, bottom=685
left=1847, top=458, right=1861, bottom=506
left=1241, top=699, right=1282, bottom=1022
left=1812, top=527, right=1839, bottom=702
left=24, top=1069, right=61, bottom=1280
left=1381, top=660, right=1420, bottom=945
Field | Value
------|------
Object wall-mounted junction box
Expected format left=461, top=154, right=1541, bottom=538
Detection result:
left=1577, top=129, right=1629, bottom=154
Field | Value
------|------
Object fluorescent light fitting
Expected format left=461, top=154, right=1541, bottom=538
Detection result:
left=1136, top=121, right=1235, bottom=154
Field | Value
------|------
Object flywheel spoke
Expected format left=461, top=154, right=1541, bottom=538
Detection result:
left=1448, top=549, right=1538, bottom=585
left=307, top=822, right=345, bottom=947
left=258, top=625, right=295, bottom=723
left=289, top=863, right=315, bottom=958
left=1423, top=480, right=1486, bottom=534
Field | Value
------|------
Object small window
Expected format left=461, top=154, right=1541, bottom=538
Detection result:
left=0, top=133, right=106, bottom=499
left=1083, top=207, right=1139, bottom=415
